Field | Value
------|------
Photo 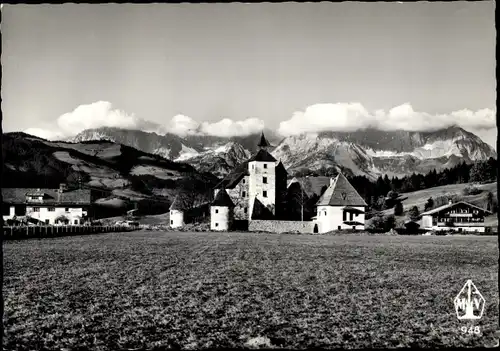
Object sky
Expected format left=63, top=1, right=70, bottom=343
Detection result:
left=1, top=2, right=497, bottom=148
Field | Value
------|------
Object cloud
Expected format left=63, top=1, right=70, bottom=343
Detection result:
left=277, top=102, right=497, bottom=136
left=24, top=101, right=163, bottom=140
left=163, top=115, right=265, bottom=138
left=57, top=101, right=159, bottom=135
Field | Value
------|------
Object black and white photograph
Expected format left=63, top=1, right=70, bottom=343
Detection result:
left=1, top=2, right=498, bottom=349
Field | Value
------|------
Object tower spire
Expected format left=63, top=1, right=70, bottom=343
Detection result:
left=257, top=131, right=271, bottom=150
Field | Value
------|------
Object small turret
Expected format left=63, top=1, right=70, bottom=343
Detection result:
left=210, top=188, right=235, bottom=231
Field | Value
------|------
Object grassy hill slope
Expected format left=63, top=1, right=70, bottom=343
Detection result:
left=2, top=133, right=220, bottom=215
left=379, top=181, right=498, bottom=227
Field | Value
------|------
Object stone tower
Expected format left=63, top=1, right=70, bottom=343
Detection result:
left=248, top=132, right=279, bottom=220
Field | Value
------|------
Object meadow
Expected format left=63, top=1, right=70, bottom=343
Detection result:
left=3, top=231, right=499, bottom=349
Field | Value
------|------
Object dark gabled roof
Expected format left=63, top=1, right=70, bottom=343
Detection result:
left=214, top=161, right=249, bottom=190
left=169, top=196, right=191, bottom=211
left=257, top=132, right=271, bottom=148
left=420, top=201, right=493, bottom=216
left=250, top=149, right=277, bottom=162
left=1, top=188, right=92, bottom=205
left=316, top=173, right=367, bottom=207
left=212, top=188, right=235, bottom=207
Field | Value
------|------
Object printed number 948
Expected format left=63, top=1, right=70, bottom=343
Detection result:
left=461, top=326, right=481, bottom=335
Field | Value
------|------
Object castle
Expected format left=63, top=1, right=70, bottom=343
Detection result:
left=170, top=132, right=367, bottom=234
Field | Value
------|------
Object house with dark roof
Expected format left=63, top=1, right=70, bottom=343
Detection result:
left=420, top=199, right=492, bottom=233
left=2, top=183, right=95, bottom=225
left=313, top=173, right=367, bottom=233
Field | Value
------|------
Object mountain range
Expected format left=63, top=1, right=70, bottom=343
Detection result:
left=71, top=125, right=496, bottom=179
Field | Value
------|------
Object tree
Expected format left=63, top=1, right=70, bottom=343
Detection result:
left=408, top=206, right=420, bottom=221
left=469, top=162, right=486, bottom=183
left=486, top=191, right=494, bottom=212
left=424, top=197, right=434, bottom=211
left=393, top=201, right=404, bottom=216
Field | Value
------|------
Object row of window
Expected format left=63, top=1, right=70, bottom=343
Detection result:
left=317, top=210, right=358, bottom=220
left=240, top=191, right=268, bottom=198
left=214, top=208, right=248, bottom=214
left=250, top=164, right=269, bottom=170
left=31, top=207, right=71, bottom=212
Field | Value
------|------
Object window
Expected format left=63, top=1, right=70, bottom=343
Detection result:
left=264, top=164, right=268, bottom=169
left=338, top=226, right=341, bottom=230
left=352, top=226, right=356, bottom=230
left=324, top=210, right=327, bottom=216
left=263, top=176, right=267, bottom=184
left=215, top=209, right=219, bottom=214
left=74, top=220, right=79, bottom=225
left=244, top=208, right=248, bottom=214
left=242, top=191, right=246, bottom=198
left=263, top=191, right=267, bottom=198
left=171, top=220, right=173, bottom=225
left=215, top=223, right=219, bottom=227
left=48, top=207, right=55, bottom=212
left=45, top=220, right=50, bottom=224
left=242, top=179, right=245, bottom=184
left=33, top=207, right=40, bottom=212
left=349, top=213, right=354, bottom=221
left=65, top=208, right=69, bottom=212
left=343, top=211, right=347, bottom=221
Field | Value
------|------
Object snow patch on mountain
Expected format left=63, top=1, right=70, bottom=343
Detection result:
left=152, top=147, right=172, bottom=159
left=175, top=144, right=200, bottom=162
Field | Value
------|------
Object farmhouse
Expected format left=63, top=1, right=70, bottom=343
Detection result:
left=2, top=183, right=94, bottom=225
left=312, top=173, right=367, bottom=233
left=420, top=199, right=492, bottom=233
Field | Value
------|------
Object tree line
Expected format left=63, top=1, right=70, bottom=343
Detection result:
left=348, top=158, right=497, bottom=209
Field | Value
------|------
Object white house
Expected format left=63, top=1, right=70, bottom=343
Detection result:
left=2, top=184, right=93, bottom=225
left=420, top=200, right=492, bottom=233
left=210, top=188, right=235, bottom=231
left=313, top=173, right=367, bottom=234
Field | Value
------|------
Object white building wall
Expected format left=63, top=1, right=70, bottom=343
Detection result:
left=170, top=209, right=184, bottom=228
left=248, top=161, right=276, bottom=219
left=429, top=225, right=485, bottom=233
left=25, top=206, right=87, bottom=225
left=421, top=215, right=433, bottom=229
left=211, top=206, right=232, bottom=231
left=316, top=206, right=365, bottom=233
left=3, top=206, right=16, bottom=221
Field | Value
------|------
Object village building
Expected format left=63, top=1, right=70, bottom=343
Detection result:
left=207, top=132, right=368, bottom=234
left=210, top=188, right=235, bottom=231
left=312, top=173, right=367, bottom=233
left=2, top=184, right=94, bottom=225
left=420, top=200, right=492, bottom=233
left=169, top=196, right=188, bottom=228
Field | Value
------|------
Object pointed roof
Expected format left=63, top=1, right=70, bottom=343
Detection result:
left=251, top=198, right=274, bottom=220
left=276, top=160, right=287, bottom=174
left=212, top=188, right=235, bottom=207
left=169, top=196, right=190, bottom=211
left=250, top=149, right=277, bottom=162
left=315, top=173, right=367, bottom=207
left=257, top=132, right=271, bottom=148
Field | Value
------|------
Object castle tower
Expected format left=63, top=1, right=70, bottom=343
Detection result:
left=248, top=132, right=278, bottom=219
left=169, top=196, right=186, bottom=228
left=211, top=188, right=235, bottom=231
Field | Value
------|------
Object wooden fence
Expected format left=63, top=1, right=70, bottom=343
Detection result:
left=2, top=225, right=139, bottom=240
